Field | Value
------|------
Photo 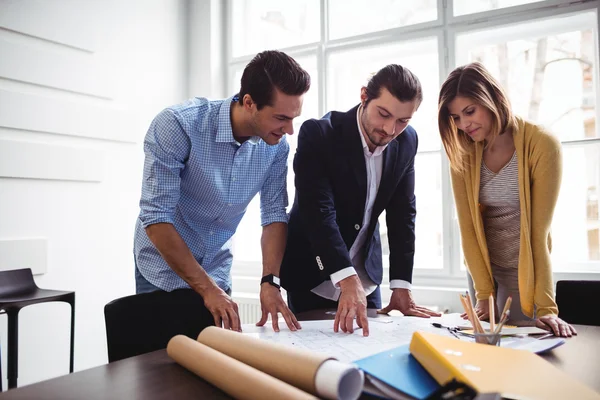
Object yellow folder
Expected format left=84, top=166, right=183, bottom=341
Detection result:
left=409, top=331, right=600, bottom=400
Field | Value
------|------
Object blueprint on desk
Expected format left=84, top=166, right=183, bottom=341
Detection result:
left=242, top=314, right=457, bottom=362
left=242, top=313, right=561, bottom=362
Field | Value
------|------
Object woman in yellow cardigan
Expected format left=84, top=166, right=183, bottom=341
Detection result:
left=438, top=62, right=576, bottom=337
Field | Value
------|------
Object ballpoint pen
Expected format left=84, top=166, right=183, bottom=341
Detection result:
left=431, top=322, right=461, bottom=339
left=537, top=332, right=554, bottom=340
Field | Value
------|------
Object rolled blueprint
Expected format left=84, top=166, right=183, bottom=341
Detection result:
left=167, top=335, right=316, bottom=400
left=197, top=326, right=364, bottom=400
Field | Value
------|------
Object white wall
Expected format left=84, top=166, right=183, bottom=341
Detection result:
left=0, top=0, right=188, bottom=387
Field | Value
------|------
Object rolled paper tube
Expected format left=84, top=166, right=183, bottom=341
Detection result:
left=167, top=335, right=317, bottom=400
left=197, top=326, right=364, bottom=400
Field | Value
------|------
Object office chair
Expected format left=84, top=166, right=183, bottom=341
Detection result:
left=0, top=268, right=75, bottom=389
left=104, top=288, right=215, bottom=362
left=556, top=280, right=600, bottom=326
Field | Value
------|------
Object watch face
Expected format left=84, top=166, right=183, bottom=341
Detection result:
left=273, top=276, right=280, bottom=285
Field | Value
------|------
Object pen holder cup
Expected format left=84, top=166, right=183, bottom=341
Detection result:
left=474, top=332, right=502, bottom=346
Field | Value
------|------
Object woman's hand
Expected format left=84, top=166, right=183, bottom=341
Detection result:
left=461, top=298, right=492, bottom=321
left=536, top=315, right=577, bottom=337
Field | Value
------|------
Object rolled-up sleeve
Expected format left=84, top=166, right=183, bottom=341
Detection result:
left=139, top=109, right=191, bottom=228
left=259, top=138, right=289, bottom=226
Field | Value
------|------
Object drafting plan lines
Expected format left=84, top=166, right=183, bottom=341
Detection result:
left=242, top=315, right=456, bottom=363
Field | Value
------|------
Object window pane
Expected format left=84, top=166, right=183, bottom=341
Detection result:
left=328, top=0, right=437, bottom=40
left=454, top=0, right=543, bottom=16
left=231, top=56, right=319, bottom=262
left=327, top=38, right=440, bottom=151
left=286, top=57, right=320, bottom=211
left=456, top=12, right=598, bottom=141
left=457, top=144, right=600, bottom=269
left=414, top=153, right=444, bottom=269
left=381, top=153, right=443, bottom=269
left=552, top=143, right=600, bottom=266
left=231, top=0, right=320, bottom=57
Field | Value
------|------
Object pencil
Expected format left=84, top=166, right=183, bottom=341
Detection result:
left=465, top=292, right=485, bottom=334
left=461, top=294, right=483, bottom=334
left=500, top=296, right=512, bottom=323
left=459, top=295, right=476, bottom=332
left=489, top=294, right=495, bottom=332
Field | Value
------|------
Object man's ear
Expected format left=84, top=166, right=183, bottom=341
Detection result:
left=242, top=94, right=255, bottom=111
left=360, top=87, right=368, bottom=106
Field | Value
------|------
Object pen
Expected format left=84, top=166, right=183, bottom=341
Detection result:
left=489, top=294, right=496, bottom=332
left=431, top=323, right=461, bottom=339
left=537, top=332, right=554, bottom=340
left=494, top=310, right=511, bottom=335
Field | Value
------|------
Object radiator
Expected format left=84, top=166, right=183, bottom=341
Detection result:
left=234, top=295, right=262, bottom=325
left=234, top=295, right=446, bottom=324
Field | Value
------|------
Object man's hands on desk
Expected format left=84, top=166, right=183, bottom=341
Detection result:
left=256, top=283, right=302, bottom=332
left=334, top=277, right=442, bottom=337
left=378, top=288, right=442, bottom=318
left=202, top=285, right=242, bottom=331
left=203, top=282, right=301, bottom=333
left=336, top=275, right=370, bottom=336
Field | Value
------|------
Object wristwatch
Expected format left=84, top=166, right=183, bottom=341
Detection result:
left=261, top=274, right=281, bottom=290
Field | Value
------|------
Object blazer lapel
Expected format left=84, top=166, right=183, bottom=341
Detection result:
left=372, top=140, right=398, bottom=217
left=342, top=106, right=367, bottom=205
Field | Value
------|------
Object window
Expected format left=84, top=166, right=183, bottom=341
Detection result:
left=454, top=0, right=545, bottom=16
left=323, top=38, right=445, bottom=271
left=554, top=142, right=600, bottom=267
left=226, top=0, right=600, bottom=282
left=230, top=0, right=320, bottom=57
left=327, top=0, right=437, bottom=40
left=456, top=10, right=600, bottom=270
left=230, top=56, right=319, bottom=262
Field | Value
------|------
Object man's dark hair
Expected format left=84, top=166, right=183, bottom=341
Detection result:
left=364, top=64, right=422, bottom=107
left=238, top=50, right=311, bottom=110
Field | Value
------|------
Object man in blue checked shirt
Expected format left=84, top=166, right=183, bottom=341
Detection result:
left=134, top=50, right=310, bottom=333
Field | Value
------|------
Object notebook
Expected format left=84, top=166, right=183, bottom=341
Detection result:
left=354, top=344, right=439, bottom=400
left=409, top=331, right=600, bottom=400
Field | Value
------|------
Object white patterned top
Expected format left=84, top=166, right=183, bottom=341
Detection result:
left=479, top=151, right=520, bottom=269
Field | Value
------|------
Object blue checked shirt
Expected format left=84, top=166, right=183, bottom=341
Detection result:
left=134, top=96, right=289, bottom=292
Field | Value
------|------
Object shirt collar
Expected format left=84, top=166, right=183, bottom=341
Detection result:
left=216, top=95, right=260, bottom=146
left=356, top=105, right=387, bottom=157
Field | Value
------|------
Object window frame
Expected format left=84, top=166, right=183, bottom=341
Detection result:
left=224, top=0, right=600, bottom=289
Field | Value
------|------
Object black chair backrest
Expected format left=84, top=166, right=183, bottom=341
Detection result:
left=556, top=280, right=600, bottom=326
left=104, top=288, right=215, bottom=362
left=0, top=268, right=37, bottom=297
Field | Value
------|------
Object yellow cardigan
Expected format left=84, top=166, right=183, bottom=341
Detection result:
left=450, top=116, right=561, bottom=318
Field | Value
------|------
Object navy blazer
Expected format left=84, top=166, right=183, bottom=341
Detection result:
left=280, top=105, right=418, bottom=292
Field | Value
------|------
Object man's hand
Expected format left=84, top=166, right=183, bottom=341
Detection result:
left=460, top=298, right=493, bottom=321
left=335, top=275, right=369, bottom=336
left=201, top=285, right=241, bottom=332
left=536, top=315, right=577, bottom=338
left=256, top=284, right=302, bottom=332
left=378, top=288, right=441, bottom=318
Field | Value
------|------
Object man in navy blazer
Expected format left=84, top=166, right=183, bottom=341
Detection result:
left=280, top=65, right=440, bottom=336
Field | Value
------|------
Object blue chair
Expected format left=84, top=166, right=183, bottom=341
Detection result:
left=0, top=268, right=75, bottom=389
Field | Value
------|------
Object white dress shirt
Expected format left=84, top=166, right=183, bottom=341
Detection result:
left=311, top=106, right=412, bottom=301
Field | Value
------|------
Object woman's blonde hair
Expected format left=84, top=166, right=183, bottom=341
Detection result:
left=438, top=62, right=517, bottom=172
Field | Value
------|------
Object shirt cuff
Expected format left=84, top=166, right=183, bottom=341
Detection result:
left=330, top=267, right=357, bottom=287
left=140, top=213, right=175, bottom=228
left=260, top=211, right=289, bottom=226
left=390, top=280, right=412, bottom=290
